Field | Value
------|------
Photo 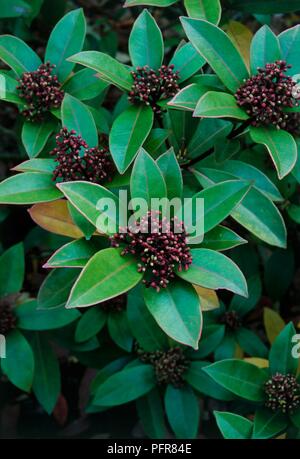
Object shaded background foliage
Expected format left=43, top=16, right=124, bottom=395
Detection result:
left=0, top=0, right=300, bottom=439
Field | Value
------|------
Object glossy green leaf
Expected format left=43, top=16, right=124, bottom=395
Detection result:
left=177, top=248, right=248, bottom=297
left=45, top=9, right=86, bottom=82
left=66, top=248, right=143, bottom=308
left=127, top=285, right=169, bottom=352
left=45, top=238, right=105, bottom=268
left=31, top=333, right=60, bottom=414
left=131, top=149, right=167, bottom=204
left=0, top=243, right=24, bottom=297
left=201, top=226, right=247, bottom=251
left=0, top=35, right=42, bottom=77
left=57, top=181, right=121, bottom=233
left=16, top=299, right=80, bottom=330
left=168, top=83, right=206, bottom=111
left=157, top=148, right=183, bottom=199
left=62, top=94, right=97, bottom=147
left=93, top=364, right=155, bottom=406
left=165, top=385, right=200, bottom=439
left=107, top=311, right=133, bottom=352
left=236, top=327, right=268, bottom=358
left=184, top=0, right=221, bottom=24
left=136, top=388, right=168, bottom=439
left=144, top=128, right=169, bottom=154
left=188, top=119, right=232, bottom=159
left=229, top=274, right=262, bottom=317
left=0, top=172, right=62, bottom=204
left=0, top=72, right=23, bottom=104
left=22, top=119, right=56, bottom=158
left=250, top=26, right=281, bottom=74
left=250, top=126, right=297, bottom=180
left=0, top=0, right=31, bottom=18
left=279, top=25, right=300, bottom=75
left=63, top=68, right=108, bottom=100
left=1, top=330, right=34, bottom=392
left=143, top=280, right=202, bottom=349
left=68, top=51, right=133, bottom=91
left=181, top=18, right=249, bottom=93
left=170, top=42, right=205, bottom=82
left=215, top=411, right=253, bottom=439
left=13, top=158, right=55, bottom=174
left=253, top=408, right=287, bottom=439
left=194, top=91, right=249, bottom=119
left=269, top=322, right=298, bottom=376
left=191, top=325, right=225, bottom=359
left=110, top=105, right=154, bottom=174
left=75, top=307, right=107, bottom=342
left=129, top=9, right=163, bottom=69
left=203, top=359, right=267, bottom=401
left=37, top=268, right=79, bottom=310
left=185, top=361, right=234, bottom=401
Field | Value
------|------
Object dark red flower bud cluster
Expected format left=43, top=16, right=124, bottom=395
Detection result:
left=235, top=60, right=298, bottom=129
left=265, top=373, right=300, bottom=413
left=111, top=211, right=192, bottom=291
left=17, top=62, right=64, bottom=121
left=220, top=310, right=242, bottom=331
left=128, top=65, right=180, bottom=115
left=137, top=346, right=189, bottom=388
left=51, top=128, right=114, bottom=184
left=99, top=294, right=127, bottom=313
left=0, top=298, right=17, bottom=336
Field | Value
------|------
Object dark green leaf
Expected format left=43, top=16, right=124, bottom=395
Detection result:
left=165, top=385, right=200, bottom=439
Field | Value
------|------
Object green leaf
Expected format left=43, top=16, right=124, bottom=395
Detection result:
left=0, top=35, right=42, bottom=77
left=144, top=128, right=169, bottom=154
left=129, top=9, right=163, bottom=69
left=45, top=238, right=107, bottom=268
left=253, top=408, right=287, bottom=439
left=185, top=361, right=234, bottom=401
left=187, top=119, right=232, bottom=159
left=66, top=248, right=143, bottom=308
left=110, top=105, right=154, bottom=174
left=1, top=330, right=34, bottom=392
left=201, top=225, right=247, bottom=251
left=229, top=274, right=262, bottom=317
left=279, top=25, right=300, bottom=75
left=136, top=388, right=168, bottom=439
left=0, top=243, right=24, bottom=297
left=45, top=9, right=86, bottom=82
left=131, top=149, right=167, bottom=204
left=62, top=94, right=97, bottom=147
left=75, top=307, right=106, bottom=342
left=181, top=18, right=249, bottom=93
left=194, top=167, right=287, bottom=248
left=68, top=202, right=95, bottom=240
left=250, top=26, right=281, bottom=74
left=57, top=181, right=121, bottom=233
left=68, top=51, right=133, bottom=91
left=13, top=158, right=55, bottom=174
left=0, top=72, right=24, bottom=104
left=194, top=91, right=249, bottom=119
left=143, top=280, right=202, bottom=349
left=215, top=411, right=253, bottom=439
left=157, top=148, right=183, bottom=199
left=203, top=359, right=267, bottom=401
left=127, top=285, right=169, bottom=352
left=107, top=311, right=133, bottom=352
left=269, top=322, right=298, bottom=375
left=235, top=327, right=268, bottom=358
left=182, top=179, right=251, bottom=236
left=63, top=68, right=108, bottom=101
left=168, top=83, right=207, bottom=111
left=177, top=248, right=248, bottom=297
left=0, top=172, right=62, bottom=204
left=93, top=365, right=155, bottom=406
left=0, top=0, right=31, bottom=18
left=30, top=333, right=60, bottom=414
left=190, top=324, right=225, bottom=359
left=170, top=42, right=205, bottom=82
left=22, top=119, right=56, bottom=158
left=165, top=385, right=200, bottom=439
left=250, top=126, right=297, bottom=180
left=16, top=299, right=80, bottom=330
left=184, top=0, right=221, bottom=24
left=37, top=268, right=79, bottom=310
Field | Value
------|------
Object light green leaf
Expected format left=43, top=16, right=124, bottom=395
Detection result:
left=215, top=411, right=253, bottom=439
left=62, top=94, right=98, bottom=147
left=250, top=26, right=281, bottom=74
left=170, top=42, right=205, bottom=82
left=194, top=91, right=249, bottom=119
left=184, top=0, right=221, bottom=24
left=0, top=173, right=62, bottom=204
left=0, top=35, right=42, bottom=77
left=22, top=119, right=56, bottom=158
